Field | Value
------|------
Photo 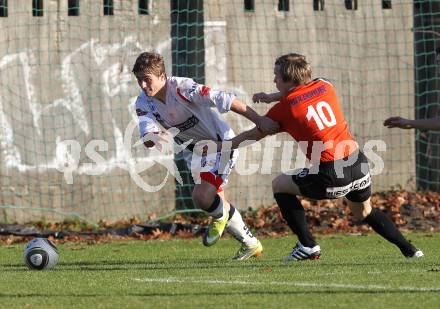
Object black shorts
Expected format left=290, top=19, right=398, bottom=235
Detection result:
left=291, top=150, right=371, bottom=202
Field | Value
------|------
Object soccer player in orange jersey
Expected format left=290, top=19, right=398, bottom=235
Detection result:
left=227, top=53, right=423, bottom=261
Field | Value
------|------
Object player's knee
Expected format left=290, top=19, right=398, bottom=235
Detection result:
left=361, top=202, right=372, bottom=219
left=272, top=176, right=283, bottom=193
left=272, top=174, right=293, bottom=194
left=352, top=209, right=365, bottom=220
left=192, top=189, right=215, bottom=210
left=191, top=190, right=205, bottom=208
left=347, top=199, right=372, bottom=220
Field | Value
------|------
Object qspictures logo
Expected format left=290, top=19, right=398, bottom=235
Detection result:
left=55, top=121, right=386, bottom=193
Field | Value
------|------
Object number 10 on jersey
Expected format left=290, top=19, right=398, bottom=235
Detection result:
left=306, top=101, right=337, bottom=130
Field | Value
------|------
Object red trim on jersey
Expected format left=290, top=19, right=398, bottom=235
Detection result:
left=199, top=85, right=211, bottom=96
left=176, top=88, right=191, bottom=103
left=200, top=172, right=224, bottom=193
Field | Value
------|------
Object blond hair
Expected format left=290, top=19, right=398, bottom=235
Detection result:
left=275, top=53, right=312, bottom=86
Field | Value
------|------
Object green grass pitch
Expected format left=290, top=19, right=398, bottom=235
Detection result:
left=1, top=234, right=439, bottom=308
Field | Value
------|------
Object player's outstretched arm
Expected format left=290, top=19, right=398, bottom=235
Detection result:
left=230, top=98, right=279, bottom=135
left=384, top=116, right=440, bottom=131
left=193, top=127, right=264, bottom=155
left=229, top=126, right=268, bottom=150
left=252, top=92, right=282, bottom=104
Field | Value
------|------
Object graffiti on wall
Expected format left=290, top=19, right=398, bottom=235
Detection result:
left=0, top=36, right=174, bottom=178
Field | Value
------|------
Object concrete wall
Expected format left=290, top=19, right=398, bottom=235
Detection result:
left=205, top=0, right=416, bottom=209
left=0, top=0, right=416, bottom=222
left=0, top=0, right=175, bottom=222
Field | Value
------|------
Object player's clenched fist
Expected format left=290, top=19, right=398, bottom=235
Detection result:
left=252, top=92, right=282, bottom=103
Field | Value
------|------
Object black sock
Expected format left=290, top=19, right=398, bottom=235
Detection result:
left=205, top=194, right=221, bottom=213
left=274, top=193, right=317, bottom=248
left=228, top=204, right=235, bottom=220
left=364, top=208, right=416, bottom=256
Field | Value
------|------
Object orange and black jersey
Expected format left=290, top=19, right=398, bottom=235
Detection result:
left=266, top=78, right=356, bottom=162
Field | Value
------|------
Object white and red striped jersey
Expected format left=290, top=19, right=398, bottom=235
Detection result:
left=135, top=76, right=236, bottom=145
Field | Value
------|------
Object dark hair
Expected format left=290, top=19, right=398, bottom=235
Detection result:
left=275, top=53, right=312, bottom=85
left=132, top=52, right=166, bottom=78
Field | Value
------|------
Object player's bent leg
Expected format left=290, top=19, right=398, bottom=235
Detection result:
left=202, top=199, right=229, bottom=246
left=345, top=197, right=372, bottom=220
left=219, top=191, right=263, bottom=260
left=345, top=197, right=423, bottom=258
left=272, top=174, right=302, bottom=195
left=192, top=181, right=219, bottom=211
left=193, top=181, right=229, bottom=247
left=272, top=172, right=320, bottom=261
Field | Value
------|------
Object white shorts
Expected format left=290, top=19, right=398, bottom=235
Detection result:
left=183, top=149, right=238, bottom=192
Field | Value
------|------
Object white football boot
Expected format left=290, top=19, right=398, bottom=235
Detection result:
left=285, top=241, right=321, bottom=262
left=407, top=249, right=424, bottom=259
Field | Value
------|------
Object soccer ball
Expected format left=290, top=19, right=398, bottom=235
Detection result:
left=24, top=238, right=59, bottom=270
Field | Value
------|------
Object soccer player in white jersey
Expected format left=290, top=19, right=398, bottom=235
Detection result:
left=132, top=51, right=279, bottom=260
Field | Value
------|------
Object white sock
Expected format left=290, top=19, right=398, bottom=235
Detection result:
left=226, top=206, right=258, bottom=246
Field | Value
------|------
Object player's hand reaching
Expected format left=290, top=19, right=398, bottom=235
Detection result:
left=383, top=117, right=414, bottom=129
left=252, top=92, right=282, bottom=104
left=154, top=131, right=176, bottom=153
left=256, top=116, right=280, bottom=135
left=135, top=131, right=175, bottom=153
